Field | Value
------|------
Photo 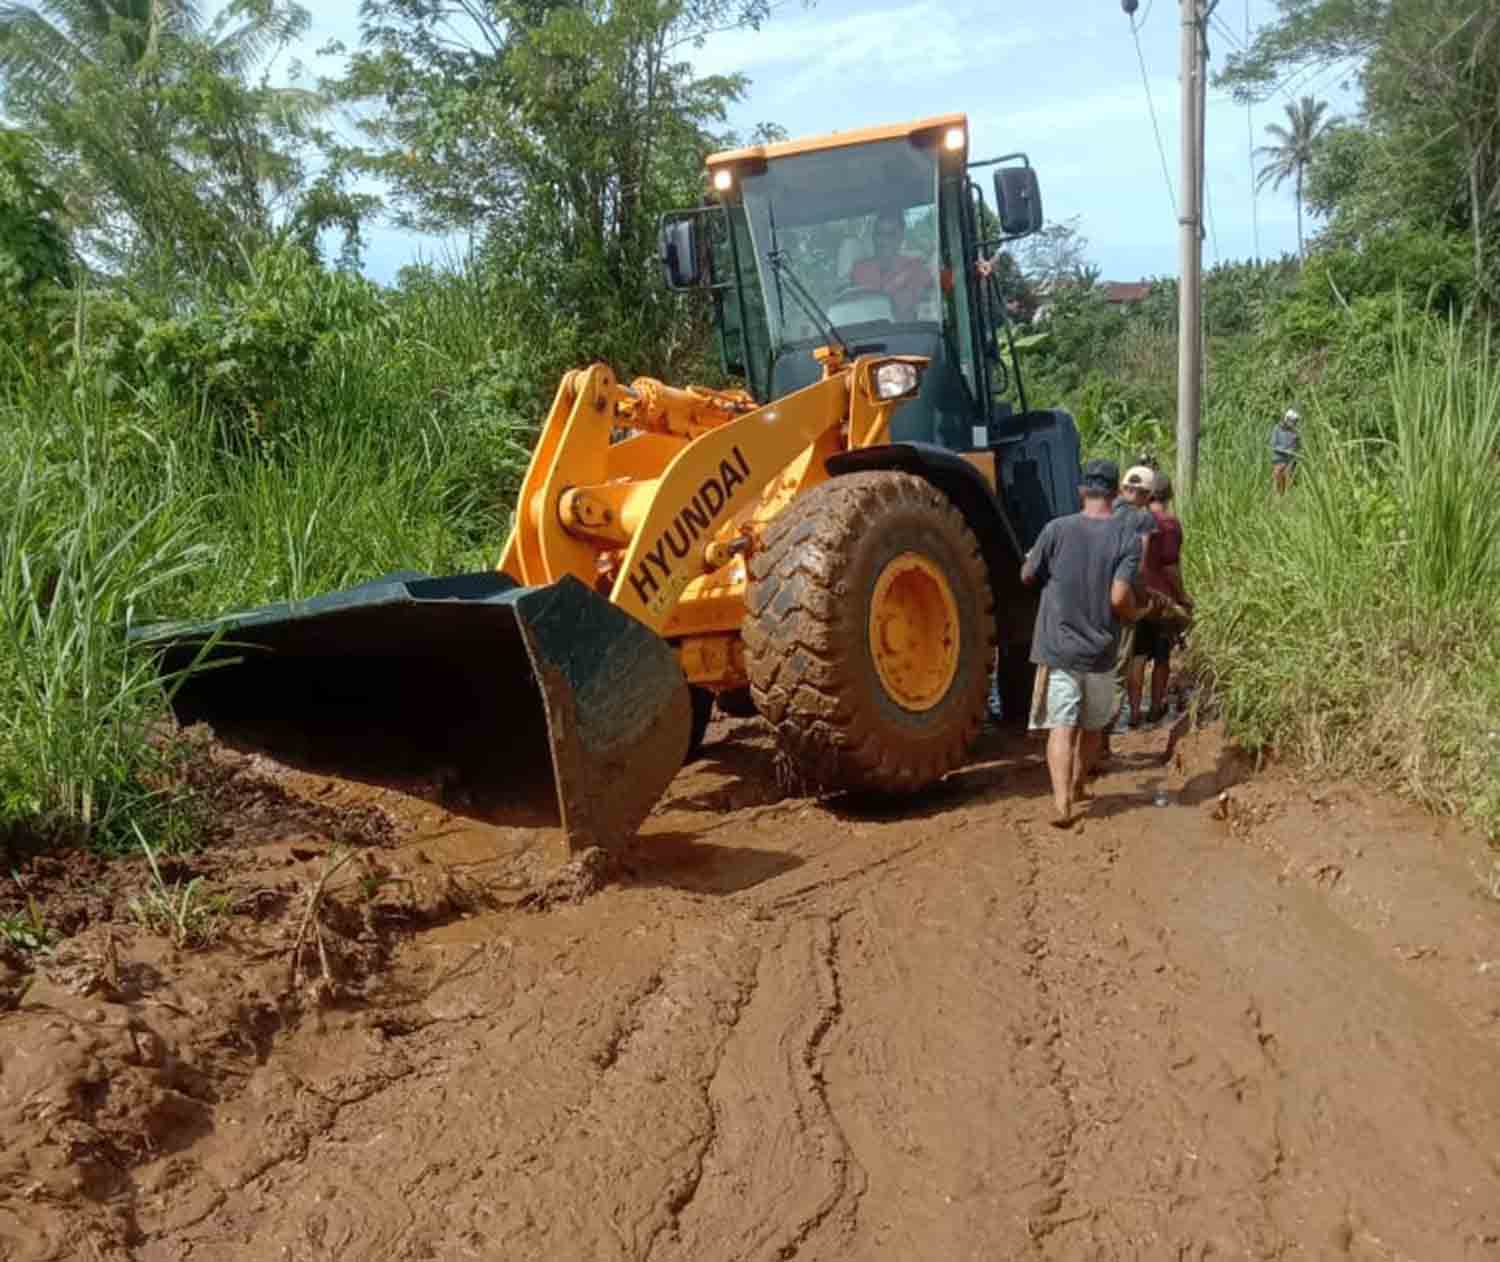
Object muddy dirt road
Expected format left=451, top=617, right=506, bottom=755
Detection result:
left=5, top=715, right=1500, bottom=1260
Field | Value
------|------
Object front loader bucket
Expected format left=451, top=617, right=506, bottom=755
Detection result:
left=132, top=572, right=692, bottom=852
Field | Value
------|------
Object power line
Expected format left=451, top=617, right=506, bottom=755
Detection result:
left=1227, top=6, right=1345, bottom=264
left=1190, top=3, right=1224, bottom=268
left=1130, top=9, right=1177, bottom=215
left=1205, top=174, right=1221, bottom=264
left=1260, top=53, right=1353, bottom=108
left=1273, top=60, right=1332, bottom=102
left=1217, top=5, right=1354, bottom=135
left=1246, top=0, right=1259, bottom=258
left=1299, top=58, right=1356, bottom=102
left=1199, top=10, right=1218, bottom=268
left=1208, top=11, right=1245, bottom=53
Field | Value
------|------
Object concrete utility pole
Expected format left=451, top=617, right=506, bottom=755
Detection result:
left=1175, top=0, right=1208, bottom=500
left=1197, top=5, right=1210, bottom=427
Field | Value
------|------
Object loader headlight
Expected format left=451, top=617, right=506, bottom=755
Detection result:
left=872, top=361, right=921, bottom=401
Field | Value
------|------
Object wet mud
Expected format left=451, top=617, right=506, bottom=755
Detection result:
left=4, top=713, right=1500, bottom=1260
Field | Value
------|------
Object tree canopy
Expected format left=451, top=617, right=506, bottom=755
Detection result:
left=1218, top=0, right=1500, bottom=299
left=328, top=0, right=785, bottom=378
left=0, top=0, right=370, bottom=284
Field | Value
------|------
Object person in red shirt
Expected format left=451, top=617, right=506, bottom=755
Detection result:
left=848, top=210, right=934, bottom=321
left=1127, top=471, right=1193, bottom=724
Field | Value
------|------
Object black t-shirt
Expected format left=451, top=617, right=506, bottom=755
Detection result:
left=1024, top=512, right=1142, bottom=672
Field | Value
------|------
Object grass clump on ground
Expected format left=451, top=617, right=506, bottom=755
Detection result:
left=1187, top=313, right=1500, bottom=837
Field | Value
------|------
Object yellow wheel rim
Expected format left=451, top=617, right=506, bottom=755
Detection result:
left=868, top=551, right=961, bottom=712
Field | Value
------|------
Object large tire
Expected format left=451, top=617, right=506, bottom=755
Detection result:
left=744, top=471, right=995, bottom=793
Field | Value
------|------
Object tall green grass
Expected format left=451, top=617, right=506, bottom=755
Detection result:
left=1388, top=318, right=1500, bottom=609
left=1189, top=314, right=1500, bottom=836
left=0, top=384, right=208, bottom=851
left=0, top=263, right=530, bottom=856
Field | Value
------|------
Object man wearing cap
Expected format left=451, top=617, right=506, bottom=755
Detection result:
left=1127, top=470, right=1193, bottom=725
left=1104, top=464, right=1158, bottom=743
left=1021, top=459, right=1143, bottom=828
left=1271, top=408, right=1300, bottom=493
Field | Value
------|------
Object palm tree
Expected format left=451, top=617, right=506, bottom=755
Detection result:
left=0, top=2, right=303, bottom=110
left=1255, top=95, right=1335, bottom=260
left=0, top=2, right=200, bottom=102
left=0, top=1, right=323, bottom=280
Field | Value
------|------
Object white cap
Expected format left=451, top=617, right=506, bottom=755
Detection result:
left=1284, top=408, right=1300, bottom=423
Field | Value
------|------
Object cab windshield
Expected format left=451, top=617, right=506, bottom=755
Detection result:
left=738, top=138, right=941, bottom=350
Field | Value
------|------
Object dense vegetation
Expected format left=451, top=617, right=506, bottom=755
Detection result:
left=1022, top=0, right=1500, bottom=836
left=1, top=0, right=1497, bottom=864
left=0, top=0, right=762, bottom=856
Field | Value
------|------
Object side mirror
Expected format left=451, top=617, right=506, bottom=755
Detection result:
left=994, top=166, right=1043, bottom=237
left=659, top=216, right=705, bottom=290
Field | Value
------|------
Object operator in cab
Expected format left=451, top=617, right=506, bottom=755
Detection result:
left=849, top=209, right=933, bottom=322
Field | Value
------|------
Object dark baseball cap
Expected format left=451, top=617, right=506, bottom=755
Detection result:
left=1081, top=459, right=1119, bottom=495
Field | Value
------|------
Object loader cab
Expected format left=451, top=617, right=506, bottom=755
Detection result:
left=660, top=112, right=1080, bottom=549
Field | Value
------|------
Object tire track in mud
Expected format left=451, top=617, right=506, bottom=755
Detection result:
left=777, top=913, right=867, bottom=1257
left=1014, top=784, right=1500, bottom=1260
left=1016, top=810, right=1296, bottom=1258
left=136, top=906, right=768, bottom=1261
left=802, top=817, right=1074, bottom=1259
left=1012, top=819, right=1081, bottom=1248
left=650, top=913, right=866, bottom=1262
left=638, top=943, right=761, bottom=1258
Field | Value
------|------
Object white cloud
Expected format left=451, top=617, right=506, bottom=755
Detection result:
left=693, top=1, right=1041, bottom=106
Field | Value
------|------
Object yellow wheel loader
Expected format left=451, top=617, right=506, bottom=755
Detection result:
left=136, top=113, right=1083, bottom=851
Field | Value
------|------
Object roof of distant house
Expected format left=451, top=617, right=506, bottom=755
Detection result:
left=1102, top=281, right=1152, bottom=304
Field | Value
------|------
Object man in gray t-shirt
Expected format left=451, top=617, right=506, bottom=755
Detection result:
left=1022, top=459, right=1143, bottom=827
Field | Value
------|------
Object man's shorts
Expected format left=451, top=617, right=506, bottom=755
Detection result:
left=1133, top=618, right=1174, bottom=665
left=1028, top=667, right=1115, bottom=732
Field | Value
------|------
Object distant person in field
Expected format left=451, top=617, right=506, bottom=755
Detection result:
left=850, top=210, right=932, bottom=321
left=1271, top=408, right=1300, bottom=493
left=1022, top=459, right=1143, bottom=829
left=1127, top=471, right=1193, bottom=725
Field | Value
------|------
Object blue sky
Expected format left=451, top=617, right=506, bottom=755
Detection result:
left=276, top=0, right=1361, bottom=285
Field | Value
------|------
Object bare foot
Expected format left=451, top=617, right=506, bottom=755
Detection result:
left=1049, top=812, right=1076, bottom=830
